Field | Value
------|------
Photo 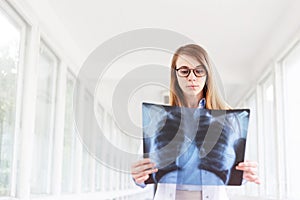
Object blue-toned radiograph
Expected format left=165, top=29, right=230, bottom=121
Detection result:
left=142, top=103, right=250, bottom=186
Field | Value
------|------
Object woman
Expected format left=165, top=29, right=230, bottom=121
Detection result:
left=131, top=44, right=260, bottom=200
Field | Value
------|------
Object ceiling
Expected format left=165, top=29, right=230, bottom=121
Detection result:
left=23, top=0, right=300, bottom=105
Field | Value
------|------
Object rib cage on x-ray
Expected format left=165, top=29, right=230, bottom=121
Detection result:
left=142, top=103, right=250, bottom=186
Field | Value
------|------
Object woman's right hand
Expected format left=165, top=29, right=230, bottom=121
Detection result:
left=131, top=158, right=158, bottom=184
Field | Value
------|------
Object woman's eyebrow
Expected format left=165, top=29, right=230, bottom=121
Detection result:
left=177, top=65, right=205, bottom=68
left=177, top=65, right=189, bottom=68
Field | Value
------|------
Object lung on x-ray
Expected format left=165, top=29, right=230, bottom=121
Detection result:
left=142, top=102, right=250, bottom=186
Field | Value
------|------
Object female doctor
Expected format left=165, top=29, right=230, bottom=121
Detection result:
left=131, top=44, right=260, bottom=200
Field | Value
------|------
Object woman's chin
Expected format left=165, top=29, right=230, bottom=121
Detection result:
left=184, top=90, right=202, bottom=97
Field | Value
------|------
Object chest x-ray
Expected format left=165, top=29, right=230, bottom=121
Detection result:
left=142, top=102, right=250, bottom=186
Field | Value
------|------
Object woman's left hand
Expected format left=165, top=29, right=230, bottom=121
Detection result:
left=236, top=161, right=260, bottom=184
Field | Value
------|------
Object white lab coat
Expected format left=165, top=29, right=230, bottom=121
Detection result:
left=153, top=184, right=229, bottom=200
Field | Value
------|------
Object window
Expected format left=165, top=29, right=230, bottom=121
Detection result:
left=95, top=104, right=104, bottom=192
left=61, top=71, right=76, bottom=193
left=282, top=42, right=300, bottom=199
left=244, top=93, right=259, bottom=196
left=31, top=42, right=58, bottom=194
left=81, top=91, right=93, bottom=192
left=95, top=161, right=102, bottom=191
left=261, top=76, right=278, bottom=198
left=0, top=7, right=22, bottom=196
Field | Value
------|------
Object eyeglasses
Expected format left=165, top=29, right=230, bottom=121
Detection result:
left=175, top=66, right=207, bottom=77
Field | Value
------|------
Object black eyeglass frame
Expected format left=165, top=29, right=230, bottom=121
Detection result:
left=175, top=65, right=207, bottom=77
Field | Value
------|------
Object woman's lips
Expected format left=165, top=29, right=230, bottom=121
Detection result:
left=187, top=85, right=199, bottom=89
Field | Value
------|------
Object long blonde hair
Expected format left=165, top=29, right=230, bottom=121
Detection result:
left=169, top=44, right=229, bottom=109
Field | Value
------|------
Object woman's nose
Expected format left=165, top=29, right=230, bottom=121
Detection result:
left=187, top=70, right=197, bottom=81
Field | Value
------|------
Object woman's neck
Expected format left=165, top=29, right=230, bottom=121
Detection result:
left=184, top=92, right=203, bottom=108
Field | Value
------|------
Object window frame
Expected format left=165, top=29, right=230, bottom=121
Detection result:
left=0, top=1, right=27, bottom=197
left=30, top=40, right=59, bottom=195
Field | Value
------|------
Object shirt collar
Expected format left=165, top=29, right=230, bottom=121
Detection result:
left=198, top=98, right=206, bottom=109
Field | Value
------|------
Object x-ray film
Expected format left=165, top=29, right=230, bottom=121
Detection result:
left=142, top=102, right=250, bottom=186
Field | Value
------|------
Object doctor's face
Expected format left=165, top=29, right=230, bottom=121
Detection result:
left=175, top=54, right=207, bottom=99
